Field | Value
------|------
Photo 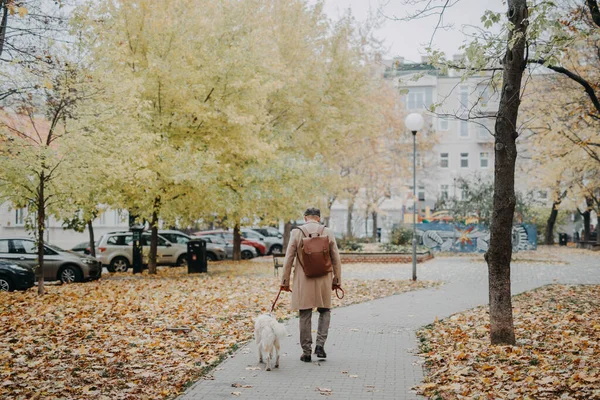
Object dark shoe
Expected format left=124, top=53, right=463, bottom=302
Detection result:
left=300, top=354, right=312, bottom=362
left=314, top=345, right=327, bottom=358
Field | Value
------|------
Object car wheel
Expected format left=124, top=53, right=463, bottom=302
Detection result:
left=177, top=254, right=188, bottom=267
left=206, top=252, right=217, bottom=262
left=110, top=257, right=130, bottom=273
left=0, top=275, right=12, bottom=292
left=59, top=265, right=83, bottom=284
left=106, top=265, right=116, bottom=273
left=270, top=244, right=283, bottom=255
left=241, top=250, right=253, bottom=260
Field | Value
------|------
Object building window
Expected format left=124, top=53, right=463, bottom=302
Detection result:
left=440, top=184, right=449, bottom=200
left=440, top=153, right=449, bottom=168
left=460, top=153, right=469, bottom=168
left=406, top=87, right=433, bottom=110
left=416, top=152, right=423, bottom=168
left=418, top=185, right=425, bottom=202
left=461, top=188, right=468, bottom=200
left=459, top=86, right=469, bottom=110
left=438, top=117, right=449, bottom=131
left=15, top=209, right=25, bottom=225
left=480, top=152, right=489, bottom=168
left=460, top=120, right=469, bottom=138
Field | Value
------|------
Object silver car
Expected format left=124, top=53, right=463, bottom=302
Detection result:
left=157, top=230, right=226, bottom=261
left=241, top=228, right=283, bottom=254
left=200, top=235, right=257, bottom=259
left=0, top=237, right=102, bottom=283
left=96, top=231, right=188, bottom=272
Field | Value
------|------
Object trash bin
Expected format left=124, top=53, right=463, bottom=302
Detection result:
left=187, top=239, right=207, bottom=273
left=558, top=233, right=568, bottom=246
left=131, top=224, right=145, bottom=274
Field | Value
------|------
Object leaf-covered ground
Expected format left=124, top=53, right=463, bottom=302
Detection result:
left=0, top=262, right=439, bottom=399
left=416, top=285, right=600, bottom=399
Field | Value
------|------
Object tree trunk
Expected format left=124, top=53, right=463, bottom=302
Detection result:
left=484, top=0, right=528, bottom=346
left=323, top=196, right=335, bottom=228
left=597, top=216, right=600, bottom=244
left=233, top=223, right=242, bottom=261
left=36, top=174, right=46, bottom=296
left=581, top=197, right=592, bottom=242
left=87, top=220, right=96, bottom=258
left=0, top=0, right=9, bottom=57
left=148, top=210, right=159, bottom=274
left=544, top=202, right=559, bottom=245
left=364, top=208, right=369, bottom=238
left=346, top=199, right=354, bottom=237
left=283, top=221, right=293, bottom=251
left=372, top=211, right=378, bottom=241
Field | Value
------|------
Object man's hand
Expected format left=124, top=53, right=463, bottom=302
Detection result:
left=280, top=285, right=292, bottom=292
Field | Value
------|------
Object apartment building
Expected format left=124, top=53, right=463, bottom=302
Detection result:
left=328, top=57, right=499, bottom=239
left=389, top=57, right=497, bottom=205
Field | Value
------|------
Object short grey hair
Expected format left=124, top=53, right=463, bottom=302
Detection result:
left=304, top=207, right=321, bottom=217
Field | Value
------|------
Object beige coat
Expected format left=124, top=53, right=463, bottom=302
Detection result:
left=281, top=221, right=342, bottom=310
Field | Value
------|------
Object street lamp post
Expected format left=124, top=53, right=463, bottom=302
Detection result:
left=405, top=113, right=424, bottom=282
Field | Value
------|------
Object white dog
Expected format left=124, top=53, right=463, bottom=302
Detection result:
left=254, top=314, right=287, bottom=371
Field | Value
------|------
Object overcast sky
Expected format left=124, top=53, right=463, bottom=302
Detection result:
left=321, top=0, right=505, bottom=63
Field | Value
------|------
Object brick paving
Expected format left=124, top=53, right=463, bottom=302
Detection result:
left=180, top=248, right=600, bottom=400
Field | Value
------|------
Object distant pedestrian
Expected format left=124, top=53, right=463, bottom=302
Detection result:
left=280, top=207, right=342, bottom=362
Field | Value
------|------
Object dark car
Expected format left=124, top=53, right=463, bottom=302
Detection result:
left=0, top=260, right=35, bottom=291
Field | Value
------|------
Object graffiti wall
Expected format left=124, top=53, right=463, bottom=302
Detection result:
left=416, top=223, right=537, bottom=253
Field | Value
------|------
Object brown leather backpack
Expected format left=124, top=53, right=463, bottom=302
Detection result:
left=296, top=224, right=333, bottom=278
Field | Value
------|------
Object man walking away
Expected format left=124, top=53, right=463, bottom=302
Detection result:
left=280, top=207, right=342, bottom=362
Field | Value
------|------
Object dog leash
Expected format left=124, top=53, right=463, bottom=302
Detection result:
left=271, top=286, right=344, bottom=313
left=271, top=287, right=291, bottom=313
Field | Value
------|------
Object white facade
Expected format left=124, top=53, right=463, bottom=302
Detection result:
left=329, top=58, right=498, bottom=239
left=0, top=203, right=130, bottom=249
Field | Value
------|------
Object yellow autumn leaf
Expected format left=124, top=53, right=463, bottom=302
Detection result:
left=43, top=80, right=53, bottom=90
left=18, top=6, right=28, bottom=18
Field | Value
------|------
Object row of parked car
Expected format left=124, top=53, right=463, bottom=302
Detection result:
left=0, top=237, right=102, bottom=292
left=0, top=227, right=284, bottom=291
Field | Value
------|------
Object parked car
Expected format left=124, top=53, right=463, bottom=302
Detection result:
left=250, top=227, right=283, bottom=239
left=194, top=230, right=267, bottom=256
left=0, top=237, right=102, bottom=283
left=71, top=241, right=96, bottom=255
left=96, top=231, right=188, bottom=272
left=0, top=260, right=35, bottom=291
left=200, top=234, right=258, bottom=260
left=157, top=230, right=226, bottom=261
left=241, top=228, right=283, bottom=254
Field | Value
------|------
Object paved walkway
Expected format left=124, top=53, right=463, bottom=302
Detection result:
left=180, top=249, right=600, bottom=400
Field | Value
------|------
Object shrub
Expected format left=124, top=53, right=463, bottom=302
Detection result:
left=390, top=225, right=412, bottom=245
left=336, top=237, right=364, bottom=252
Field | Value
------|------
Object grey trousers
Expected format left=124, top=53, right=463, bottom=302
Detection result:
left=299, top=308, right=331, bottom=355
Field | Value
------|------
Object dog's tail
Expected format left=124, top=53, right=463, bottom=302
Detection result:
left=273, top=321, right=287, bottom=340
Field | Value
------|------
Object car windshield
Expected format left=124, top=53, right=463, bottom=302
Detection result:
left=204, top=236, right=227, bottom=245
left=46, top=243, right=65, bottom=252
left=265, top=228, right=281, bottom=237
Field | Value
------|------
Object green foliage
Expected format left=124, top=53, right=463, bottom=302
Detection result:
left=390, top=225, right=413, bottom=246
left=336, top=237, right=364, bottom=252
left=528, top=206, right=568, bottom=237
left=436, top=174, right=541, bottom=225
